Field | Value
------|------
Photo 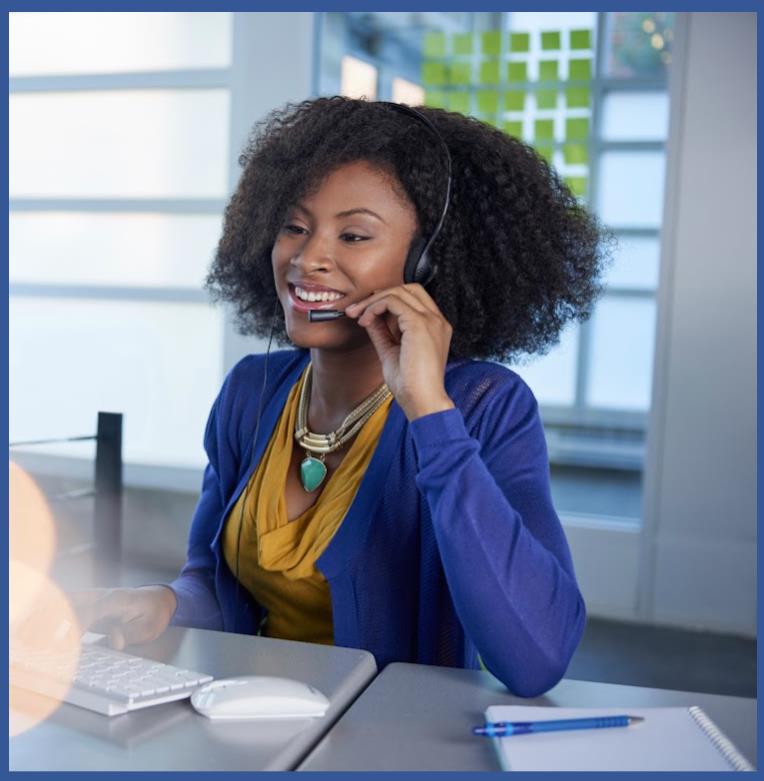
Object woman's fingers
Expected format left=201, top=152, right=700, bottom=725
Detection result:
left=67, top=586, right=176, bottom=648
left=347, top=285, right=429, bottom=320
left=399, top=283, right=441, bottom=315
left=357, top=295, right=410, bottom=327
left=107, top=626, right=126, bottom=651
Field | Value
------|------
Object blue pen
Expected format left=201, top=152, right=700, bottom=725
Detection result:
left=473, top=715, right=644, bottom=737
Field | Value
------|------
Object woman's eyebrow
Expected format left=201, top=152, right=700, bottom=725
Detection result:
left=293, top=203, right=387, bottom=225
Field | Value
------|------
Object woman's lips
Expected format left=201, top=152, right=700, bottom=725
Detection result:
left=288, top=284, right=347, bottom=313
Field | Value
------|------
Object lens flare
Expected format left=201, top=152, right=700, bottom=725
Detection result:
left=9, top=564, right=82, bottom=736
left=9, top=462, right=56, bottom=572
left=9, top=462, right=80, bottom=736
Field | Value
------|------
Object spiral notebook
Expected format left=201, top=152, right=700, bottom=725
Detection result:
left=484, top=705, right=754, bottom=772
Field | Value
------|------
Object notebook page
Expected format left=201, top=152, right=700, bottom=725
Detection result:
left=484, top=706, right=751, bottom=772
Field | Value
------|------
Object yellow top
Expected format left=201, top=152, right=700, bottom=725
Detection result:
left=221, top=363, right=393, bottom=645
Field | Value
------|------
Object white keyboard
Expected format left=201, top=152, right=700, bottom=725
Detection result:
left=10, top=641, right=214, bottom=717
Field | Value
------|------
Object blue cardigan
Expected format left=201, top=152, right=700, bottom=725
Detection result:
left=169, top=347, right=586, bottom=697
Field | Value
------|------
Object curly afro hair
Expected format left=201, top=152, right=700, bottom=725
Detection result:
left=206, top=96, right=613, bottom=363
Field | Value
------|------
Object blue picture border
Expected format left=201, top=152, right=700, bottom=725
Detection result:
left=4, top=6, right=760, bottom=781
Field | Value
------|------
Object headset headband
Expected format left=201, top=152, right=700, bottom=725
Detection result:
left=377, top=101, right=453, bottom=258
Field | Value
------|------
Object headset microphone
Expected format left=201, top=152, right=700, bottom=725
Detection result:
left=308, top=102, right=452, bottom=323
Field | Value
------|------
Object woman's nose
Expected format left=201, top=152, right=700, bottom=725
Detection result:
left=289, top=230, right=335, bottom=272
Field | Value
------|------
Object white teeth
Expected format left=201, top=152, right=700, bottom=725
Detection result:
left=294, top=286, right=343, bottom=303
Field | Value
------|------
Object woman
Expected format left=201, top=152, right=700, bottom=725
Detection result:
left=77, top=96, right=610, bottom=697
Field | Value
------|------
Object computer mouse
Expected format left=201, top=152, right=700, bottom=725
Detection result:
left=190, top=675, right=330, bottom=720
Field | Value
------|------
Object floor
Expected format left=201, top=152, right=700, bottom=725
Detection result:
left=567, top=617, right=757, bottom=699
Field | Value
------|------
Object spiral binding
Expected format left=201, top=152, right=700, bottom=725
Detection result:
left=688, top=706, right=754, bottom=772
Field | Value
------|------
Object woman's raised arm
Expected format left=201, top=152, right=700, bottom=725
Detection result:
left=409, top=372, right=586, bottom=697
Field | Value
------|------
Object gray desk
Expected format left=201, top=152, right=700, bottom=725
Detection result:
left=299, top=663, right=757, bottom=771
left=10, top=626, right=376, bottom=771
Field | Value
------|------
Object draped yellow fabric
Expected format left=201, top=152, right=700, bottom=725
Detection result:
left=221, top=363, right=393, bottom=645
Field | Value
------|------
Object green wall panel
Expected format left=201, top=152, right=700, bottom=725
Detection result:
left=507, top=61, right=528, bottom=82
left=423, top=31, right=447, bottom=57
left=541, top=30, right=561, bottom=50
left=452, top=32, right=473, bottom=55
left=536, top=89, right=558, bottom=109
left=509, top=32, right=530, bottom=52
left=481, top=30, right=501, bottom=55
left=476, top=90, right=499, bottom=114
left=570, top=29, right=592, bottom=49
left=539, top=60, right=559, bottom=81
left=569, top=58, right=593, bottom=80
left=479, top=60, right=501, bottom=84
left=422, top=62, right=447, bottom=85
left=502, top=120, right=524, bottom=138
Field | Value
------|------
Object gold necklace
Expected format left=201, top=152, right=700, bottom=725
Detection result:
left=295, top=362, right=392, bottom=492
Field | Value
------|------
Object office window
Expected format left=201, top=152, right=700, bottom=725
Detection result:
left=9, top=12, right=232, bottom=75
left=9, top=12, right=232, bottom=469
left=10, top=213, right=222, bottom=288
left=601, top=92, right=669, bottom=140
left=10, top=90, right=230, bottom=199
left=9, top=298, right=222, bottom=466
left=317, top=11, right=676, bottom=525
left=392, top=77, right=425, bottom=105
left=341, top=55, right=378, bottom=100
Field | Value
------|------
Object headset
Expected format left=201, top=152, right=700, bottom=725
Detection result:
left=231, top=102, right=453, bottom=629
left=380, top=101, right=452, bottom=288
left=309, top=101, right=452, bottom=321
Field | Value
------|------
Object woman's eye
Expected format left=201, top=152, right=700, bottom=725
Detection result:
left=283, top=224, right=306, bottom=235
left=281, top=225, right=369, bottom=243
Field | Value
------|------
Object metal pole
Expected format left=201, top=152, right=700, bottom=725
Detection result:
left=93, top=412, right=123, bottom=582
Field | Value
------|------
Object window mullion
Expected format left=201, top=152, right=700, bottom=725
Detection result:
left=10, top=283, right=209, bottom=304
left=9, top=69, right=230, bottom=93
left=572, top=11, right=607, bottom=415
left=10, top=198, right=227, bottom=214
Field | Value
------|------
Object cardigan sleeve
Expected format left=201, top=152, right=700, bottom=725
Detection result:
left=409, top=375, right=586, bottom=697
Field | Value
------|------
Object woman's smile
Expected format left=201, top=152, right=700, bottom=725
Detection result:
left=287, top=283, right=348, bottom=313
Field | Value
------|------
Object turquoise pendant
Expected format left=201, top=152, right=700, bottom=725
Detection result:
left=300, top=454, right=327, bottom=492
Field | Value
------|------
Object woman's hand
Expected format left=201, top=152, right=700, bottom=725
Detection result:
left=345, top=283, right=456, bottom=421
left=70, top=585, right=177, bottom=651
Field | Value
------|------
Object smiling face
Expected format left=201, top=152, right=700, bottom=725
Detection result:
left=272, top=159, right=419, bottom=350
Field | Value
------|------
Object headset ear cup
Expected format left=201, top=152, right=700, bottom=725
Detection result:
left=404, top=236, right=429, bottom=285
left=416, top=251, right=437, bottom=287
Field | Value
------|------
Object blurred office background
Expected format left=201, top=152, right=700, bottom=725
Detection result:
left=9, top=12, right=756, bottom=696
